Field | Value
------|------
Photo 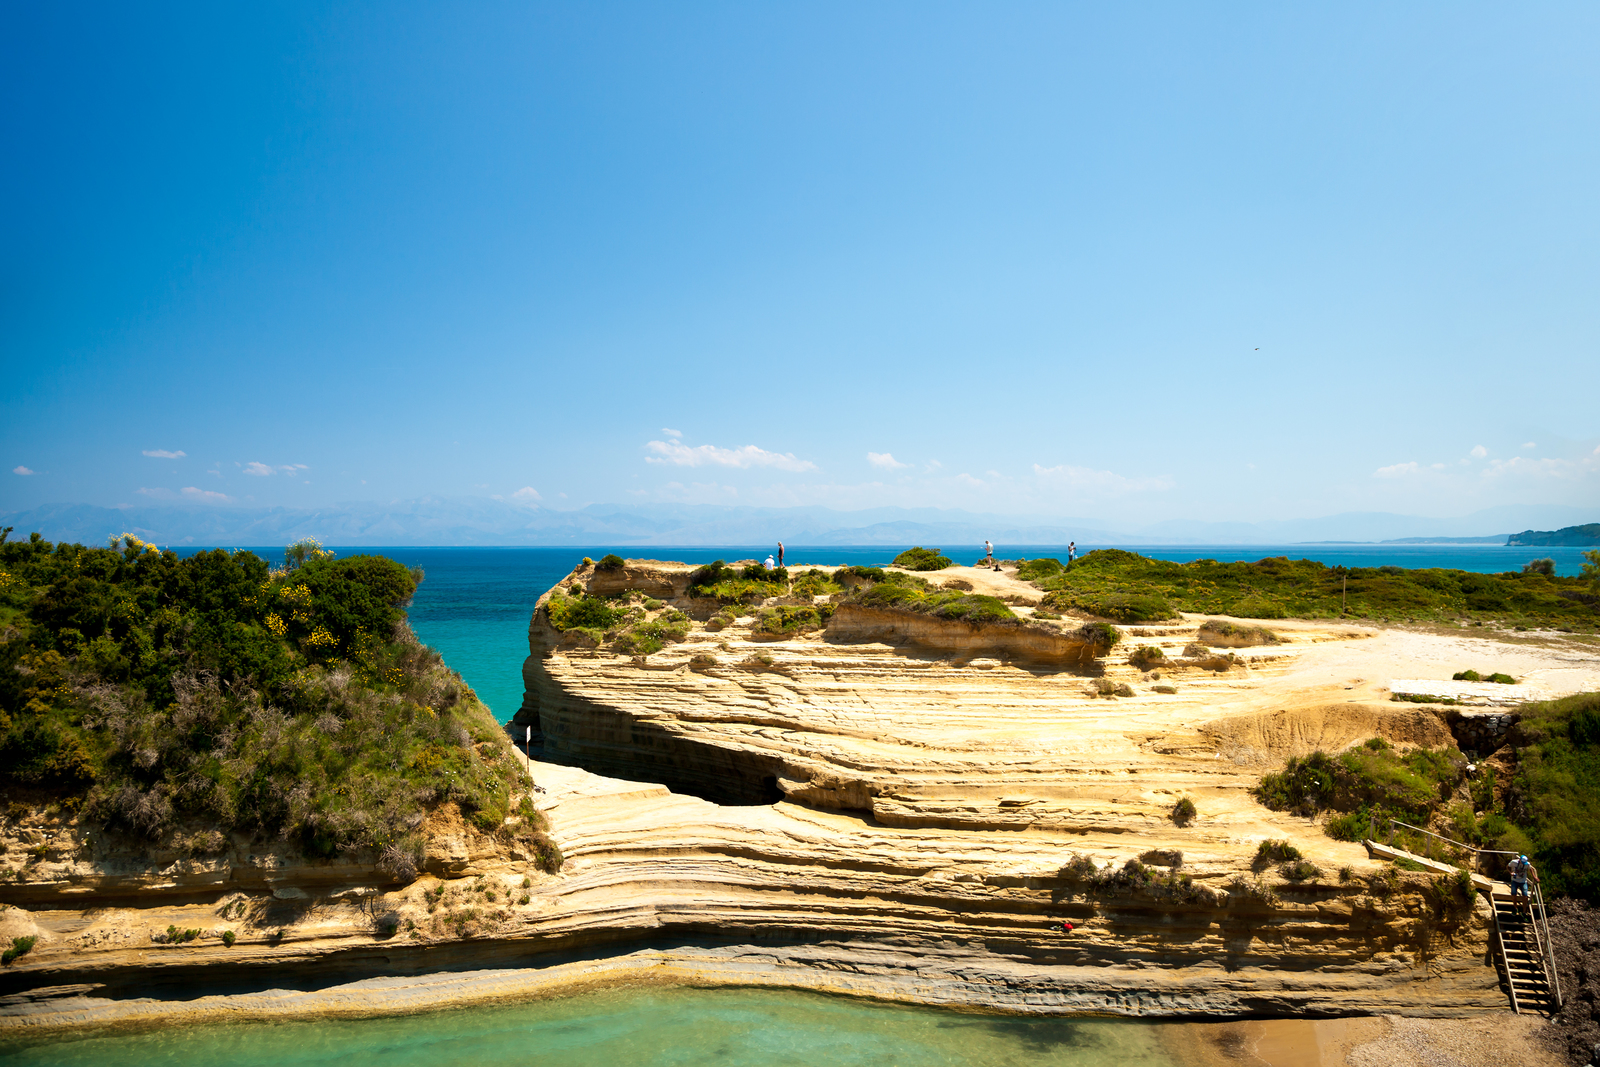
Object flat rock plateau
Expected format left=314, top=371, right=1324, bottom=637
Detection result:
left=2, top=558, right=1598, bottom=1037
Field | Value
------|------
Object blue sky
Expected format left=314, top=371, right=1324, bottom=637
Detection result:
left=4, top=2, right=1597, bottom=526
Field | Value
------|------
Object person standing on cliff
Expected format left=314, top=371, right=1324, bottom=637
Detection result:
left=1068, top=541, right=1076, bottom=563
left=984, top=539, right=993, bottom=562
left=777, top=542, right=784, bottom=568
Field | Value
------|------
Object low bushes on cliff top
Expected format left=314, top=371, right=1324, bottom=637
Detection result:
left=1041, top=589, right=1177, bottom=623
left=1252, top=695, right=1600, bottom=903
left=0, top=533, right=538, bottom=863
left=545, top=591, right=627, bottom=632
left=756, top=604, right=835, bottom=637
left=1025, top=548, right=1600, bottom=627
left=1015, top=558, right=1065, bottom=581
left=686, top=560, right=790, bottom=603
left=891, top=547, right=952, bottom=571
left=852, top=582, right=1016, bottom=623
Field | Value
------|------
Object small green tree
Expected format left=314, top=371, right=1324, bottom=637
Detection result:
left=1523, top=558, right=1555, bottom=577
left=1583, top=550, right=1600, bottom=589
left=285, top=537, right=335, bottom=571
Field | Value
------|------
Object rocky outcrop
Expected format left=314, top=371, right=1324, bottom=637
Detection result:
left=5, top=559, right=1598, bottom=1032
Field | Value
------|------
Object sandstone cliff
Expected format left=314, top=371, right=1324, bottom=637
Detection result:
left=3, top=557, right=1597, bottom=1032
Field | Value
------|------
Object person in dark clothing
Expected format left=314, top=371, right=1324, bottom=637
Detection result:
left=777, top=542, right=784, bottom=568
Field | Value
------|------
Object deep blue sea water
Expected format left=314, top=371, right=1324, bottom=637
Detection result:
left=186, top=543, right=1596, bottom=724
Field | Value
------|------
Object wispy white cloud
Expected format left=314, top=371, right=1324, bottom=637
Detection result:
left=1373, top=461, right=1420, bottom=478
left=1470, top=445, right=1488, bottom=458
left=1031, top=463, right=1174, bottom=493
left=12, top=466, right=34, bottom=476
left=955, top=472, right=984, bottom=488
left=181, top=486, right=232, bottom=503
left=494, top=486, right=542, bottom=504
left=142, top=449, right=186, bottom=459
left=644, top=439, right=816, bottom=472
left=1481, top=455, right=1595, bottom=481
left=1522, top=442, right=1537, bottom=450
left=867, top=452, right=909, bottom=470
left=660, top=428, right=682, bottom=438
left=239, top=461, right=306, bottom=476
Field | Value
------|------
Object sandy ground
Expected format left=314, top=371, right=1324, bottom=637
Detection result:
left=1167, top=1014, right=1566, bottom=1067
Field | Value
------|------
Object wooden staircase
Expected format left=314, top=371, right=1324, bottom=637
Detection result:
left=1490, top=886, right=1562, bottom=1015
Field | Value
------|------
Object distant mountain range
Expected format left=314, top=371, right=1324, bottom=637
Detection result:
left=1506, top=523, right=1600, bottom=548
left=4, top=499, right=1598, bottom=549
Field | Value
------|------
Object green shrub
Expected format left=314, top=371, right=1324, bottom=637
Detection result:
left=852, top=583, right=1016, bottom=624
left=1280, top=859, right=1321, bottom=881
left=1015, top=558, right=1065, bottom=581
left=686, top=560, right=790, bottom=603
left=546, top=592, right=626, bottom=632
left=1078, top=622, right=1121, bottom=655
left=1, top=936, right=35, bottom=965
left=1129, top=646, right=1166, bottom=670
left=833, top=565, right=887, bottom=585
left=595, top=554, right=626, bottom=572
left=1197, top=620, right=1279, bottom=646
left=1488, top=673, right=1516, bottom=684
left=221, top=929, right=236, bottom=947
left=789, top=569, right=843, bottom=598
left=755, top=604, right=835, bottom=636
left=1523, top=558, right=1555, bottom=576
left=1255, top=839, right=1301, bottom=865
left=1453, top=669, right=1482, bottom=682
left=1040, top=590, right=1176, bottom=623
left=1171, top=796, right=1196, bottom=826
left=892, top=547, right=953, bottom=571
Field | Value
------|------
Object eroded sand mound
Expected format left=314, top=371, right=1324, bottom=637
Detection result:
left=1201, top=703, right=1458, bottom=765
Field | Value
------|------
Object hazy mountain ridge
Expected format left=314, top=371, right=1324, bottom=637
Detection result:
left=4, top=500, right=1598, bottom=549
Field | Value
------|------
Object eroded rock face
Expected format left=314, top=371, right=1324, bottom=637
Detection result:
left=496, top=558, right=1562, bottom=1017
left=9, top=558, right=1594, bottom=1029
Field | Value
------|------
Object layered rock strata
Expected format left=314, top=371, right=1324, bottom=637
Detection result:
left=2, top=558, right=1598, bottom=1032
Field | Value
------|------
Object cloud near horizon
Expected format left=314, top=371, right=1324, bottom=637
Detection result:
left=1030, top=463, right=1173, bottom=494
left=142, top=449, right=186, bottom=459
left=182, top=486, right=231, bottom=503
left=493, top=486, right=542, bottom=504
left=12, top=466, right=34, bottom=476
left=645, top=439, right=817, bottom=472
left=241, top=461, right=307, bottom=476
left=867, top=452, right=909, bottom=470
left=1374, top=461, right=1420, bottom=478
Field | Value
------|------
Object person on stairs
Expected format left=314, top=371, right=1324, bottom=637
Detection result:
left=1509, top=854, right=1539, bottom=910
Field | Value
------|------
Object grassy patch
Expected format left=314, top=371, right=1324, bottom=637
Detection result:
left=789, top=569, right=843, bottom=598
left=545, top=592, right=626, bottom=632
left=755, top=604, right=835, bottom=637
left=1015, top=558, right=1065, bottom=581
left=686, top=560, right=790, bottom=603
left=1023, top=548, right=1600, bottom=627
left=853, top=582, right=1016, bottom=623
left=1197, top=620, right=1279, bottom=646
left=1041, top=589, right=1177, bottom=623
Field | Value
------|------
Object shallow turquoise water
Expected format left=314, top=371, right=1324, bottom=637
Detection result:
left=0, top=987, right=1179, bottom=1066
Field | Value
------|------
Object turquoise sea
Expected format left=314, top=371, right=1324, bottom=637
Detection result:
left=0, top=987, right=1182, bottom=1067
